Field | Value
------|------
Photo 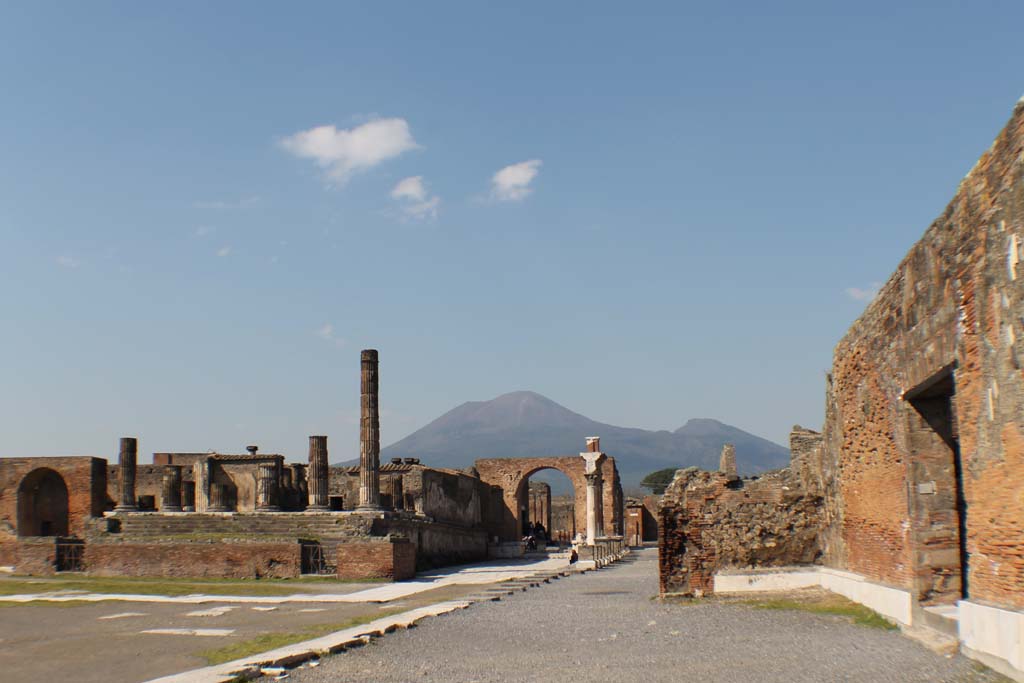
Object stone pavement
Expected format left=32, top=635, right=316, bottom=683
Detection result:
left=270, top=548, right=1006, bottom=683
left=0, top=556, right=569, bottom=683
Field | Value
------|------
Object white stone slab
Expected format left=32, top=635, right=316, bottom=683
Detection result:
left=142, top=629, right=235, bottom=637
left=959, top=599, right=1024, bottom=680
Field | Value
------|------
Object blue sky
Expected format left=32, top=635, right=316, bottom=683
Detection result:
left=2, top=2, right=1022, bottom=462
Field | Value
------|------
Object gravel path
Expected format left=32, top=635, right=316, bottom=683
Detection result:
left=273, top=549, right=1002, bottom=683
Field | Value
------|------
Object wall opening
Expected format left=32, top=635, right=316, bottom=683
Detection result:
left=905, top=367, right=969, bottom=602
left=517, top=468, right=576, bottom=547
left=16, top=468, right=70, bottom=537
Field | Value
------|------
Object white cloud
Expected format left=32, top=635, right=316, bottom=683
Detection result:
left=845, top=282, right=882, bottom=302
left=491, top=159, right=542, bottom=201
left=216, top=246, right=231, bottom=257
left=195, top=225, right=214, bottom=237
left=56, top=255, right=80, bottom=269
left=391, top=176, right=427, bottom=202
left=280, top=118, right=419, bottom=185
left=318, top=323, right=345, bottom=348
left=193, top=196, right=260, bottom=210
left=390, top=176, right=440, bottom=220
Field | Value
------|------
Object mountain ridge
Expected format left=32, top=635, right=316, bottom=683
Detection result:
left=379, top=391, right=790, bottom=488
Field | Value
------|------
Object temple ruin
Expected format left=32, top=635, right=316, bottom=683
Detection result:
left=0, top=349, right=624, bottom=581
left=658, top=98, right=1024, bottom=679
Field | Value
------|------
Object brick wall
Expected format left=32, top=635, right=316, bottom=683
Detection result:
left=0, top=457, right=106, bottom=545
left=659, top=431, right=825, bottom=596
left=85, top=542, right=301, bottom=579
left=821, top=100, right=1024, bottom=609
left=336, top=538, right=416, bottom=581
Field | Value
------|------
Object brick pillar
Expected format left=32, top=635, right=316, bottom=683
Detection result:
left=208, top=484, right=229, bottom=512
left=161, top=465, right=183, bottom=512
left=115, top=437, right=139, bottom=511
left=358, top=349, right=382, bottom=511
left=256, top=462, right=280, bottom=511
left=182, top=481, right=196, bottom=512
left=307, top=436, right=329, bottom=511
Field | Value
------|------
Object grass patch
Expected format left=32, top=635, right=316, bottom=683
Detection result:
left=741, top=592, right=898, bottom=630
left=0, top=575, right=386, bottom=597
left=198, top=610, right=405, bottom=665
left=0, top=599, right=95, bottom=608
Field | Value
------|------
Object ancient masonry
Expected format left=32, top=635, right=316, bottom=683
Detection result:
left=0, top=349, right=624, bottom=582
left=658, top=99, right=1024, bottom=680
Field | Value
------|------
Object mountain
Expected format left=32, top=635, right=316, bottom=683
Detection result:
left=380, top=391, right=790, bottom=488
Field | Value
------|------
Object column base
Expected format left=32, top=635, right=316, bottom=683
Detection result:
left=162, top=506, right=183, bottom=513
left=356, top=504, right=384, bottom=512
left=306, top=505, right=330, bottom=512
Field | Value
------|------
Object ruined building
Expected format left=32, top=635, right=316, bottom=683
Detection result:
left=2, top=350, right=624, bottom=580
left=658, top=99, right=1024, bottom=679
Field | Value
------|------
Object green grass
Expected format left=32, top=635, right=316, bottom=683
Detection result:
left=0, top=574, right=386, bottom=597
left=198, top=610, right=405, bottom=665
left=741, top=592, right=899, bottom=630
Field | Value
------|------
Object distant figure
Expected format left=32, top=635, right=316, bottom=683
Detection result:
left=534, top=522, right=546, bottom=543
left=523, top=534, right=537, bottom=551
left=569, top=548, right=578, bottom=564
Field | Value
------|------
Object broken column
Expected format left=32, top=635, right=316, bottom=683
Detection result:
left=719, top=443, right=739, bottom=481
left=291, top=464, right=308, bottom=509
left=255, top=462, right=280, bottom=511
left=307, top=436, right=329, bottom=511
left=358, top=349, right=382, bottom=511
left=581, top=437, right=606, bottom=545
left=161, top=465, right=183, bottom=512
left=115, top=437, right=139, bottom=511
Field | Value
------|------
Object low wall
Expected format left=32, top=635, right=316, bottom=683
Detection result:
left=386, top=518, right=488, bottom=570
left=84, top=542, right=301, bottom=579
left=336, top=538, right=416, bottom=581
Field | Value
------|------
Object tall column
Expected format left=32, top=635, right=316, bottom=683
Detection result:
left=584, top=472, right=602, bottom=545
left=256, top=462, right=280, bottom=511
left=161, top=465, right=183, bottom=512
left=581, top=440, right=606, bottom=546
left=358, top=349, right=382, bottom=511
left=115, top=437, right=139, bottom=511
left=307, top=436, right=329, bottom=511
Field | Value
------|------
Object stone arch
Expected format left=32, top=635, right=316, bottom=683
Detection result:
left=17, top=468, right=70, bottom=537
left=475, top=456, right=621, bottom=542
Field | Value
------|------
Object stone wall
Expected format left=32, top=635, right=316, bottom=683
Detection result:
left=821, top=100, right=1024, bottom=609
left=659, top=434, right=825, bottom=596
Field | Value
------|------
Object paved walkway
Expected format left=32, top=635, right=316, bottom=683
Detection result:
left=273, top=549, right=1005, bottom=683
left=0, top=557, right=569, bottom=683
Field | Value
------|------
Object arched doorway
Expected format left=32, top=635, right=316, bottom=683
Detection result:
left=475, top=454, right=622, bottom=542
left=516, top=467, right=577, bottom=547
left=17, top=468, right=70, bottom=537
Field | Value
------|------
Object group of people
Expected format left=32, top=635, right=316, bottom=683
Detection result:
left=522, top=520, right=547, bottom=550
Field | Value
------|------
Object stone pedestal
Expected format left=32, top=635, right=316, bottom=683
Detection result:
left=358, top=349, right=382, bottom=511
left=161, top=465, right=183, bottom=512
left=256, top=463, right=280, bottom=511
left=115, top=437, right=139, bottom=511
left=307, top=436, right=329, bottom=511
